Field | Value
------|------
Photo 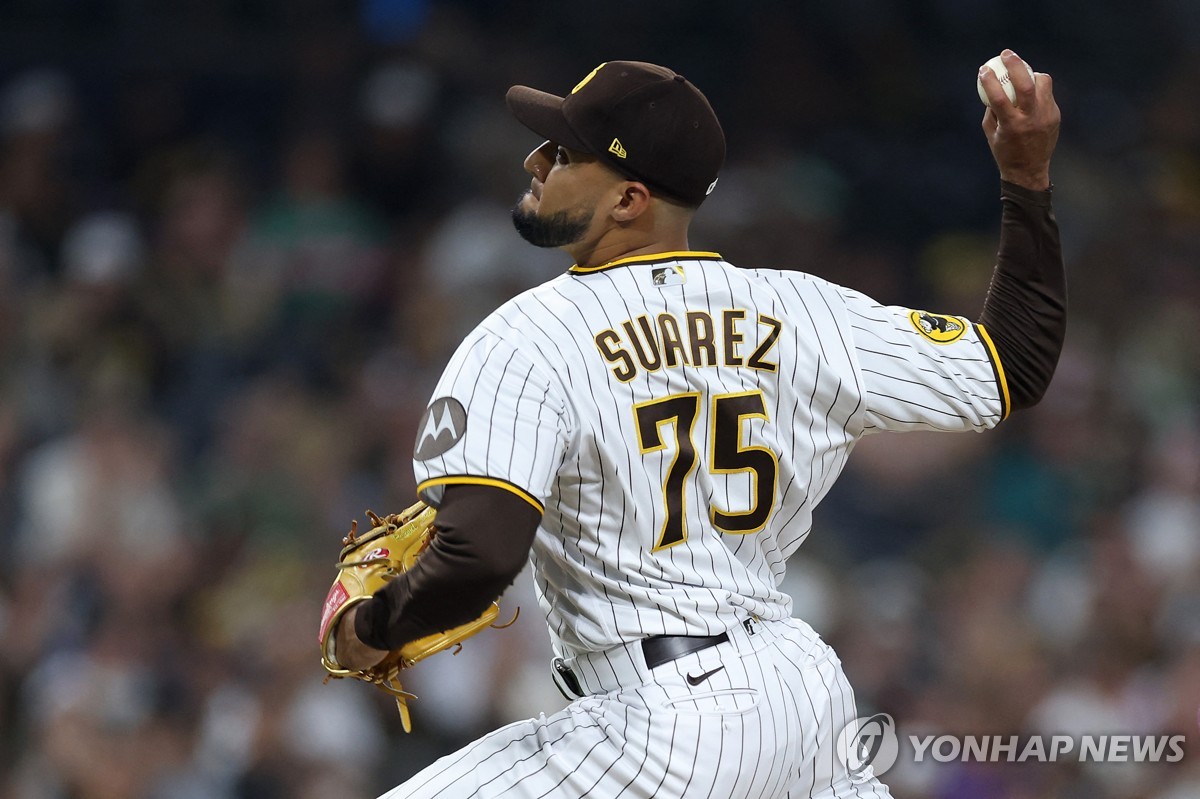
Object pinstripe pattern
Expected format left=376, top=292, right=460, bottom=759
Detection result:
left=413, top=255, right=1003, bottom=656
left=400, top=253, right=1003, bottom=797
left=385, top=619, right=895, bottom=798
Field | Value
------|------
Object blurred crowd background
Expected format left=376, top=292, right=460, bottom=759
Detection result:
left=0, top=1, right=1198, bottom=797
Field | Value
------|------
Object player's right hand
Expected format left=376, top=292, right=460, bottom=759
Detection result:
left=979, top=49, right=1060, bottom=191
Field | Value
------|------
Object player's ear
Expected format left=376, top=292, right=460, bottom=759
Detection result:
left=610, top=181, right=652, bottom=222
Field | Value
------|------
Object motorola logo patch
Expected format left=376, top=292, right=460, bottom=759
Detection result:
left=414, top=397, right=467, bottom=461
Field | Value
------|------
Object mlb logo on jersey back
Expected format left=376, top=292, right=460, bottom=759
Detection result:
left=651, top=266, right=686, bottom=286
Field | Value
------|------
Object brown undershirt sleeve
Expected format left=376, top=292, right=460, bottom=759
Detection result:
left=354, top=483, right=541, bottom=651
left=978, top=180, right=1067, bottom=412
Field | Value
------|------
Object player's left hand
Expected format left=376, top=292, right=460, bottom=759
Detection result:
left=979, top=49, right=1060, bottom=191
left=334, top=604, right=389, bottom=671
left=319, top=501, right=517, bottom=733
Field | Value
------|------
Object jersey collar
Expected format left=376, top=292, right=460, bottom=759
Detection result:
left=568, top=250, right=722, bottom=275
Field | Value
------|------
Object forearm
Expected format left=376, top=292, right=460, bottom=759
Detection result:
left=978, top=180, right=1066, bottom=411
left=354, top=484, right=540, bottom=650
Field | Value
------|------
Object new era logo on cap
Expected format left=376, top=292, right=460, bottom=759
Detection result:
left=506, top=61, right=725, bottom=207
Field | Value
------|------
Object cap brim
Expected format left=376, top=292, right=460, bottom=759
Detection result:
left=505, top=86, right=590, bottom=153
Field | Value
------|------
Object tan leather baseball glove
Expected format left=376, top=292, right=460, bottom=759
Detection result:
left=318, top=500, right=514, bottom=732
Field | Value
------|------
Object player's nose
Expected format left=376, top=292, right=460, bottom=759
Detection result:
left=524, top=141, right=554, bottom=180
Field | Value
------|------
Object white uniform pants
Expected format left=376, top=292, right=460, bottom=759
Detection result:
left=381, top=618, right=895, bottom=799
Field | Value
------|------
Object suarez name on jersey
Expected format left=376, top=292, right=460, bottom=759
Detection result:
left=593, top=308, right=783, bottom=382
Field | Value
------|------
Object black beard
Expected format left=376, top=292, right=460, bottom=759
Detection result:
left=511, top=195, right=592, bottom=248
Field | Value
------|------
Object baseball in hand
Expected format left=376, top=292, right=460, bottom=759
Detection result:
left=977, top=54, right=1035, bottom=106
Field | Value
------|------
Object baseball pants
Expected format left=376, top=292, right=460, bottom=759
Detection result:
left=381, top=617, right=895, bottom=798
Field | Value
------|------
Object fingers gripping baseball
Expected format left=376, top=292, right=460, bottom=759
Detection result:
left=979, top=50, right=1061, bottom=191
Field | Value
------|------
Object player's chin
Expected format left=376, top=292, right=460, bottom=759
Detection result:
left=510, top=202, right=591, bottom=249
left=511, top=193, right=538, bottom=229
left=511, top=202, right=549, bottom=246
left=515, top=189, right=539, bottom=212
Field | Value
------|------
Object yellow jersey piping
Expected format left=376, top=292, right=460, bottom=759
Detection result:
left=976, top=323, right=1011, bottom=421
left=418, top=476, right=545, bottom=514
left=568, top=250, right=722, bottom=275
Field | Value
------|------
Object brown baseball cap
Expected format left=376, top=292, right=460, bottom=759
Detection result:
left=506, top=61, right=725, bottom=207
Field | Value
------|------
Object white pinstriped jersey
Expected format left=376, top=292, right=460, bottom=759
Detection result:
left=413, top=251, right=1008, bottom=658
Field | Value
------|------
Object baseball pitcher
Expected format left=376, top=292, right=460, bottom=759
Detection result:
left=327, top=53, right=1064, bottom=798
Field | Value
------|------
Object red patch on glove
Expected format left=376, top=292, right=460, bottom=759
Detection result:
left=319, top=582, right=350, bottom=644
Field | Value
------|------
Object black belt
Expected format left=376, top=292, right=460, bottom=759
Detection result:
left=553, top=631, right=732, bottom=700
left=641, top=632, right=729, bottom=670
